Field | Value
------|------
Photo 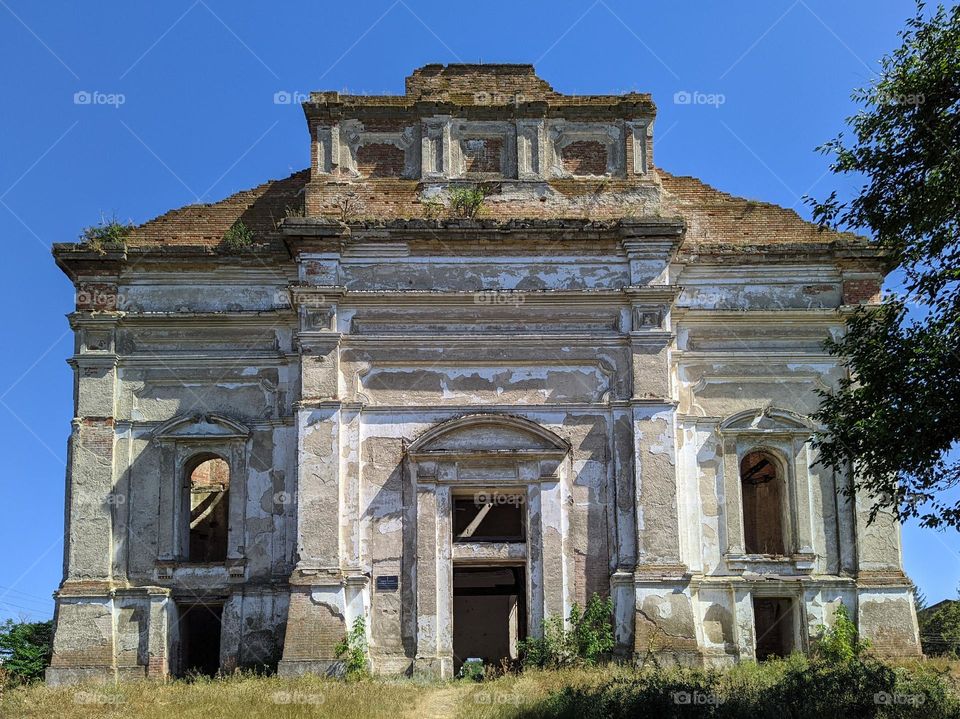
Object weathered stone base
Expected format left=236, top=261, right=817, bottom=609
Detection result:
left=633, top=580, right=700, bottom=660
left=857, top=586, right=923, bottom=657
left=45, top=665, right=147, bottom=686
left=412, top=655, right=454, bottom=679
left=48, top=585, right=295, bottom=683
left=370, top=656, right=416, bottom=675
left=276, top=659, right=345, bottom=678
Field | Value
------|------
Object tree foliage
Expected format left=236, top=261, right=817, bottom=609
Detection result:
left=920, top=600, right=960, bottom=656
left=0, top=619, right=53, bottom=684
left=448, top=186, right=487, bottom=218
left=808, top=2, right=960, bottom=528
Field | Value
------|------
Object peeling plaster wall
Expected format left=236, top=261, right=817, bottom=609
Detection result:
left=49, top=241, right=923, bottom=683
left=49, top=134, right=922, bottom=683
left=48, top=266, right=299, bottom=684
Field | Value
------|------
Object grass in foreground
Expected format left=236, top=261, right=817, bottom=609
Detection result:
left=2, top=658, right=960, bottom=719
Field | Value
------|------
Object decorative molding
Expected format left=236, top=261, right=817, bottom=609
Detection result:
left=718, top=406, right=815, bottom=435
left=407, top=412, right=570, bottom=458
left=151, top=412, right=251, bottom=444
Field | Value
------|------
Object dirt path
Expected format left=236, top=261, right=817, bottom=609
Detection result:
left=410, top=684, right=470, bottom=719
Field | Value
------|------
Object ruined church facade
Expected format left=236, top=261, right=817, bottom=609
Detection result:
left=48, top=65, right=920, bottom=683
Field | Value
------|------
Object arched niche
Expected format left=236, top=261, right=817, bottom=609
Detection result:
left=152, top=413, right=250, bottom=566
left=717, top=407, right=816, bottom=570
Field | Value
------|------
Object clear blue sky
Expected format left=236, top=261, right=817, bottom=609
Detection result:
left=0, top=0, right=956, bottom=622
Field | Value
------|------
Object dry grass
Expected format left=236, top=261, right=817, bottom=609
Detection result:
left=4, top=660, right=960, bottom=719
left=1, top=673, right=432, bottom=719
left=0, top=667, right=618, bottom=719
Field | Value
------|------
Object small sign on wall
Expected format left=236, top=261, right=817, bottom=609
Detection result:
left=376, top=575, right=399, bottom=592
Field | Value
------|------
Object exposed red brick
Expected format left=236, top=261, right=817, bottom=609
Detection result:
left=79, top=418, right=115, bottom=458
left=462, top=137, right=503, bottom=174
left=843, top=278, right=882, bottom=304
left=124, top=170, right=309, bottom=247
left=76, top=282, right=119, bottom=311
left=659, top=171, right=860, bottom=246
left=356, top=143, right=405, bottom=177
left=561, top=140, right=608, bottom=176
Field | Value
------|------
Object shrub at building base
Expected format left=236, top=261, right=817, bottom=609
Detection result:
left=333, top=617, right=369, bottom=680
left=519, top=593, right=615, bottom=669
left=532, top=656, right=959, bottom=719
left=530, top=606, right=959, bottom=718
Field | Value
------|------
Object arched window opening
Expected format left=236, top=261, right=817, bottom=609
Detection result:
left=186, top=454, right=230, bottom=562
left=740, top=451, right=785, bottom=555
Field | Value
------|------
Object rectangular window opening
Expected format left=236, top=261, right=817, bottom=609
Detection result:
left=453, top=493, right=525, bottom=543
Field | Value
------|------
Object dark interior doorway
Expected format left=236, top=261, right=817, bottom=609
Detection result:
left=740, top=451, right=786, bottom=555
left=753, top=597, right=795, bottom=660
left=452, top=566, right=526, bottom=672
left=179, top=603, right=223, bottom=677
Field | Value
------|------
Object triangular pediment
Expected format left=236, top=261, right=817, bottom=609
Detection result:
left=153, top=413, right=250, bottom=440
left=719, top=407, right=813, bottom=433
left=409, top=414, right=569, bottom=455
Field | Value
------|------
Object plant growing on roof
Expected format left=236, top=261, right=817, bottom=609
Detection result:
left=219, top=219, right=254, bottom=253
left=336, top=192, right=366, bottom=223
left=448, top=185, right=488, bottom=218
left=79, top=213, right=132, bottom=254
left=420, top=198, right=444, bottom=220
